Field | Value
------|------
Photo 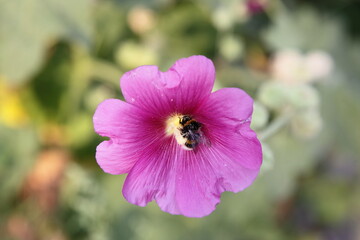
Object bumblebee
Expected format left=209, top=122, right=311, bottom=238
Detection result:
left=178, top=115, right=204, bottom=149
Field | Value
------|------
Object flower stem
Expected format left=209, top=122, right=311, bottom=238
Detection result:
left=258, top=114, right=291, bottom=141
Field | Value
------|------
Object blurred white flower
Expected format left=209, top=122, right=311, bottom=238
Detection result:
left=212, top=6, right=235, bottom=31
left=271, top=49, right=333, bottom=85
left=305, top=51, right=334, bottom=81
left=219, top=35, right=244, bottom=61
left=127, top=6, right=156, bottom=35
left=271, top=49, right=306, bottom=84
left=211, top=1, right=248, bottom=31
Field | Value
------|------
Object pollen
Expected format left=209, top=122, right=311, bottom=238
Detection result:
left=165, top=114, right=187, bottom=146
left=165, top=114, right=205, bottom=150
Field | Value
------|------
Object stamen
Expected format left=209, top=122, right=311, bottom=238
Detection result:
left=165, top=114, right=187, bottom=147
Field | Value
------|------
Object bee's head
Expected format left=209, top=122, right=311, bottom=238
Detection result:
left=165, top=114, right=201, bottom=150
left=179, top=115, right=192, bottom=125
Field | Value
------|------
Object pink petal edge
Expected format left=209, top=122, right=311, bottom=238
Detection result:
left=93, top=99, right=161, bottom=174
left=120, top=55, right=215, bottom=115
left=122, top=138, right=260, bottom=217
left=195, top=88, right=262, bottom=169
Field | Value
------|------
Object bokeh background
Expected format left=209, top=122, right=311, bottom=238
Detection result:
left=1, top=0, right=360, bottom=239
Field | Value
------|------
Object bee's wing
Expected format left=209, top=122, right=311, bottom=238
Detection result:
left=198, top=129, right=211, bottom=147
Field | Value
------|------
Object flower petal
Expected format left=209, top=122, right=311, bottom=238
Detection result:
left=122, top=137, right=260, bottom=217
left=176, top=147, right=260, bottom=217
left=122, top=138, right=182, bottom=215
left=198, top=87, right=254, bottom=123
left=96, top=140, right=137, bottom=174
left=120, top=55, right=215, bottom=116
left=93, top=99, right=160, bottom=174
left=195, top=88, right=262, bottom=169
left=93, top=98, right=156, bottom=138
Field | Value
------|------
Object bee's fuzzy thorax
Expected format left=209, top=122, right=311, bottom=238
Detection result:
left=165, top=114, right=203, bottom=150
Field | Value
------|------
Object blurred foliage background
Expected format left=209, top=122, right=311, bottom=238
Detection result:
left=1, top=0, right=360, bottom=239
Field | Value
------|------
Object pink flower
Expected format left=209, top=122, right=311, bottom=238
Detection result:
left=93, top=56, right=262, bottom=217
left=246, top=0, right=268, bottom=15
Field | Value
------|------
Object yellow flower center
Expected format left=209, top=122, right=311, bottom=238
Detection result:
left=165, top=114, right=204, bottom=150
left=165, top=114, right=187, bottom=147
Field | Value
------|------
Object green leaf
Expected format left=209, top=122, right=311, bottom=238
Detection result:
left=258, top=82, right=319, bottom=111
left=159, top=3, right=217, bottom=61
left=251, top=101, right=269, bottom=130
left=0, top=126, right=37, bottom=209
left=0, top=0, right=93, bottom=85
left=264, top=8, right=342, bottom=51
left=320, top=82, right=360, bottom=156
